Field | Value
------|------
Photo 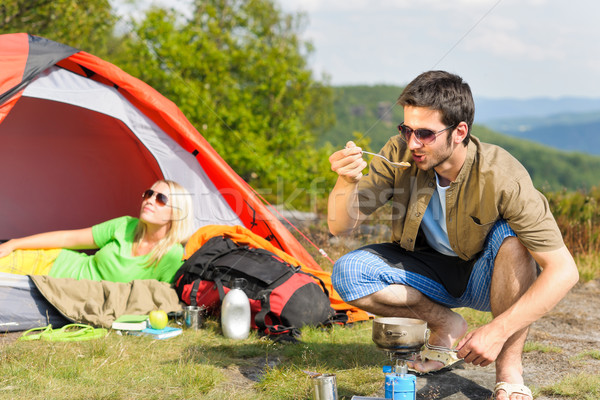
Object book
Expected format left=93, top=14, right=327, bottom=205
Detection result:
left=111, top=314, right=149, bottom=331
left=132, top=326, right=183, bottom=340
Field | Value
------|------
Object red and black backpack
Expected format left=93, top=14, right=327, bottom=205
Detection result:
left=173, top=235, right=342, bottom=340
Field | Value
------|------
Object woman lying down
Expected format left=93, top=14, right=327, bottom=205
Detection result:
left=0, top=180, right=194, bottom=284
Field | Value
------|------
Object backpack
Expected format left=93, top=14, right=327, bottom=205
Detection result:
left=173, top=235, right=339, bottom=340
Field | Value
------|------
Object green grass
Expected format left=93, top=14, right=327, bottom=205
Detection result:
left=539, top=373, right=600, bottom=400
left=0, top=321, right=391, bottom=400
left=523, top=341, right=563, bottom=354
left=571, top=349, right=600, bottom=361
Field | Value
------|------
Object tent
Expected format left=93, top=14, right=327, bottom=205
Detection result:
left=0, top=32, right=318, bottom=269
left=0, top=33, right=369, bottom=330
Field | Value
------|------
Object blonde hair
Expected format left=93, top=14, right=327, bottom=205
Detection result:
left=135, top=180, right=194, bottom=267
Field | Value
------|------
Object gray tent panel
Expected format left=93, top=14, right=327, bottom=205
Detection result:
left=0, top=272, right=68, bottom=332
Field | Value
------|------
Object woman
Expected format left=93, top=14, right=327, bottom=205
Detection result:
left=0, top=180, right=194, bottom=283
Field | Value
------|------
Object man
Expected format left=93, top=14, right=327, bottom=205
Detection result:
left=327, top=70, right=578, bottom=400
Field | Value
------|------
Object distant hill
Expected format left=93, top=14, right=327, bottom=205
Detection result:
left=474, top=97, right=600, bottom=123
left=321, top=85, right=600, bottom=191
left=484, top=112, right=600, bottom=155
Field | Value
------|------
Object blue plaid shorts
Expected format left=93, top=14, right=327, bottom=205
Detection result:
left=331, top=220, right=515, bottom=311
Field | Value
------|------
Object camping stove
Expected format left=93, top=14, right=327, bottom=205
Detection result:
left=370, top=318, right=427, bottom=400
left=380, top=348, right=418, bottom=400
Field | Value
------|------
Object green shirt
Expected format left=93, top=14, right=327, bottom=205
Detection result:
left=357, top=136, right=564, bottom=260
left=49, top=216, right=184, bottom=283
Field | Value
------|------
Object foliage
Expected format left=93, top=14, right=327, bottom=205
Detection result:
left=319, top=85, right=405, bottom=151
left=109, top=0, right=335, bottom=204
left=0, top=0, right=116, bottom=57
left=546, top=188, right=600, bottom=252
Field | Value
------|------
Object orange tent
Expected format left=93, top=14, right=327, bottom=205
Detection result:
left=0, top=33, right=369, bottom=323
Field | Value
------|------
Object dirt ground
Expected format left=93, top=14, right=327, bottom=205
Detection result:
left=2, top=279, right=598, bottom=399
left=414, top=278, right=600, bottom=399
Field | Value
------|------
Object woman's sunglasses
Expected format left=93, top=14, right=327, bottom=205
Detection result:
left=398, top=122, right=456, bottom=145
left=142, top=189, right=169, bottom=207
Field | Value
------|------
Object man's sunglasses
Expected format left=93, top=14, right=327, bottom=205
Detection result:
left=398, top=122, right=456, bottom=145
left=142, top=189, right=169, bottom=207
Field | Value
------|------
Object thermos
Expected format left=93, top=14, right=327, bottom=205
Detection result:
left=221, top=278, right=251, bottom=339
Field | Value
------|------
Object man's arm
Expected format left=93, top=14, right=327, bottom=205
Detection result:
left=327, top=141, right=369, bottom=236
left=457, top=245, right=579, bottom=366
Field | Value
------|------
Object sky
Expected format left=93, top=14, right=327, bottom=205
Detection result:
left=277, top=0, right=600, bottom=99
left=113, top=0, right=600, bottom=100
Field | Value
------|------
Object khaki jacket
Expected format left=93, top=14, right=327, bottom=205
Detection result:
left=357, top=135, right=564, bottom=260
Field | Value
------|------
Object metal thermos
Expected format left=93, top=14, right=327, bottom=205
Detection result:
left=221, top=278, right=251, bottom=339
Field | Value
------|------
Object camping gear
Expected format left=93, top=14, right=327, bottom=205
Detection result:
left=174, top=235, right=336, bottom=339
left=372, top=317, right=427, bottom=353
left=183, top=306, right=202, bottom=330
left=383, top=367, right=416, bottom=400
left=0, top=272, right=70, bottom=332
left=312, top=374, right=338, bottom=400
left=0, top=32, right=319, bottom=271
left=184, top=225, right=371, bottom=325
left=220, top=278, right=251, bottom=339
left=373, top=318, right=426, bottom=400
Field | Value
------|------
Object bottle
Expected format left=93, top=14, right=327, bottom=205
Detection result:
left=221, top=278, right=251, bottom=339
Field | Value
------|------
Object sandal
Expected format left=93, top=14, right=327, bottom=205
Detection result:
left=407, top=330, right=464, bottom=375
left=42, top=324, right=108, bottom=342
left=494, top=382, right=533, bottom=400
left=18, top=324, right=107, bottom=342
left=407, top=347, right=464, bottom=375
left=18, top=324, right=53, bottom=341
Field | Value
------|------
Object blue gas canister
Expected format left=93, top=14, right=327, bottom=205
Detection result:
left=384, top=372, right=416, bottom=400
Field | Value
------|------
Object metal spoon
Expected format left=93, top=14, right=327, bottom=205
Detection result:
left=362, top=151, right=411, bottom=168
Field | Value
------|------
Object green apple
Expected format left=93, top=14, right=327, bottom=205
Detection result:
left=149, top=310, right=168, bottom=330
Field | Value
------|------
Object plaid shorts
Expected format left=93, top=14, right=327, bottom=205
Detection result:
left=331, top=220, right=516, bottom=311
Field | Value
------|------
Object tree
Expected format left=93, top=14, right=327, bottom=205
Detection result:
left=1, top=0, right=116, bottom=56
left=112, top=0, right=335, bottom=206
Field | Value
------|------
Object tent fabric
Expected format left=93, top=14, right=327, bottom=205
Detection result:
left=0, top=33, right=319, bottom=270
left=0, top=272, right=69, bottom=332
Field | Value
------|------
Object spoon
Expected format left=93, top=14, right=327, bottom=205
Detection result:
left=362, top=151, right=411, bottom=168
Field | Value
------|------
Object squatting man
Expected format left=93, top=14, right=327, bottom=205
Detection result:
left=327, top=70, right=579, bottom=400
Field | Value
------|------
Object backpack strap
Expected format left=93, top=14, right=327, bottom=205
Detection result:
left=254, top=289, right=300, bottom=341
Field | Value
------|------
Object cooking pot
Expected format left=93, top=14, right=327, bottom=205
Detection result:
left=372, top=317, right=427, bottom=352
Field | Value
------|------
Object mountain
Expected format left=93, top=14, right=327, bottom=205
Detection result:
left=321, top=85, right=600, bottom=191
left=474, top=97, right=600, bottom=123
left=484, top=111, right=600, bottom=155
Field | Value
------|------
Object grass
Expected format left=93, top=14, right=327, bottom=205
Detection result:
left=523, top=341, right=563, bottom=354
left=2, top=208, right=599, bottom=399
left=539, top=373, right=600, bottom=400
left=0, top=321, right=391, bottom=400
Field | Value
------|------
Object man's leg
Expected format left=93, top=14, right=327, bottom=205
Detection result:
left=331, top=247, right=471, bottom=372
left=490, top=237, right=537, bottom=400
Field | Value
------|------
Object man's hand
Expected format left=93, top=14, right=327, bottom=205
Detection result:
left=329, top=141, right=367, bottom=184
left=456, top=321, right=508, bottom=367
